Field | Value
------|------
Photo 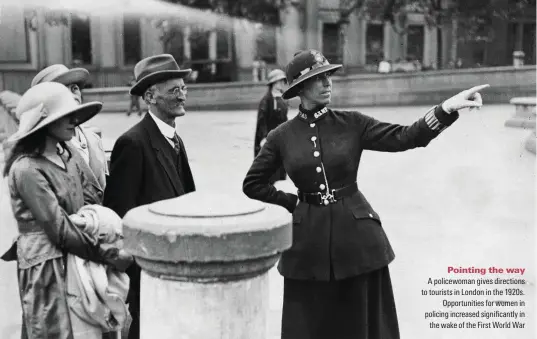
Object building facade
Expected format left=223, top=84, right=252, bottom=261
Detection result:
left=0, top=0, right=534, bottom=93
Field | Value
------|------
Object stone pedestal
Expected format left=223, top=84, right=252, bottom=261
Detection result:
left=122, top=191, right=292, bottom=339
left=505, top=97, right=536, bottom=129
left=524, top=130, right=536, bottom=154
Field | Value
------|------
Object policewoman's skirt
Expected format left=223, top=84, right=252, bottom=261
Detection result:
left=281, top=265, right=399, bottom=339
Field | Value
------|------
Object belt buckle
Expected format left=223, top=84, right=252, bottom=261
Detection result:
left=320, top=190, right=337, bottom=206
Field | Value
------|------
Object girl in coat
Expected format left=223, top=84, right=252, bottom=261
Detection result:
left=1, top=82, right=132, bottom=339
left=254, top=69, right=289, bottom=184
left=243, top=50, right=488, bottom=339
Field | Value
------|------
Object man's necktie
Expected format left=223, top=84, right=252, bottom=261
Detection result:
left=168, top=134, right=180, bottom=154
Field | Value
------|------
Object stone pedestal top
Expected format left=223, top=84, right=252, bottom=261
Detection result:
left=509, top=97, right=536, bottom=106
left=123, top=191, right=292, bottom=281
left=148, top=191, right=265, bottom=218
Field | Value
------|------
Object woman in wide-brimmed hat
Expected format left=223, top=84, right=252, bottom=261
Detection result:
left=254, top=69, right=289, bottom=184
left=32, top=64, right=108, bottom=192
left=1, top=82, right=132, bottom=339
left=243, top=49, right=489, bottom=339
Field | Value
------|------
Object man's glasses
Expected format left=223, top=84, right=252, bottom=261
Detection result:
left=168, top=86, right=188, bottom=96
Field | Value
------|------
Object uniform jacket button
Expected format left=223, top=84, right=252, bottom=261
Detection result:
left=313, top=151, right=320, bottom=157
left=316, top=167, right=322, bottom=173
left=320, top=184, right=326, bottom=190
left=311, top=136, right=317, bottom=141
left=310, top=123, right=315, bottom=128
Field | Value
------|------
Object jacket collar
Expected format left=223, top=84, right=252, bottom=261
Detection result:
left=141, top=113, right=183, bottom=195
left=297, top=105, right=328, bottom=123
left=147, top=110, right=176, bottom=139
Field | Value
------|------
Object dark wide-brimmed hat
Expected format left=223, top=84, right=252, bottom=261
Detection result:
left=31, top=64, right=89, bottom=87
left=282, top=50, right=342, bottom=100
left=7, top=82, right=102, bottom=143
left=130, top=54, right=192, bottom=96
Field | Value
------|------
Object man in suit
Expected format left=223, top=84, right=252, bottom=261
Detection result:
left=103, top=54, right=196, bottom=339
left=31, top=64, right=108, bottom=193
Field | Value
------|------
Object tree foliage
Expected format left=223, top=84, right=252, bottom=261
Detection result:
left=164, top=0, right=282, bottom=26
left=337, top=0, right=535, bottom=41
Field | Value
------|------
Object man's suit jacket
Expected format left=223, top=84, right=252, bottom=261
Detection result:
left=102, top=114, right=195, bottom=339
left=103, top=113, right=196, bottom=219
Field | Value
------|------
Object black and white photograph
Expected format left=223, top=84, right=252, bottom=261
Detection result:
left=0, top=0, right=535, bottom=338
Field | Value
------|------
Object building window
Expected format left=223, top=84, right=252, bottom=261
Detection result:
left=216, top=30, right=231, bottom=60
left=256, top=25, right=277, bottom=64
left=162, top=27, right=184, bottom=66
left=366, top=23, right=384, bottom=65
left=123, top=16, right=141, bottom=65
left=71, top=13, right=92, bottom=65
left=190, top=29, right=210, bottom=61
left=0, top=8, right=30, bottom=63
left=322, top=23, right=341, bottom=64
left=406, top=24, right=424, bottom=63
left=522, top=23, right=536, bottom=65
left=507, top=22, right=536, bottom=65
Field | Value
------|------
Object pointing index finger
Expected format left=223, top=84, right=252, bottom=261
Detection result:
left=466, top=84, right=490, bottom=96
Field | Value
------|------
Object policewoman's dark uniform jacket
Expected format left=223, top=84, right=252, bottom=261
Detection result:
left=243, top=104, right=458, bottom=281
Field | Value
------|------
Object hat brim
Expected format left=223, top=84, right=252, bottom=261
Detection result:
left=7, top=102, right=102, bottom=144
left=130, top=70, right=192, bottom=96
left=267, top=75, right=287, bottom=85
left=282, top=64, right=342, bottom=100
left=52, top=68, right=90, bottom=86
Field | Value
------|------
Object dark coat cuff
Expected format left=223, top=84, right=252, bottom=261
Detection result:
left=424, top=104, right=459, bottom=132
left=283, top=193, right=299, bottom=213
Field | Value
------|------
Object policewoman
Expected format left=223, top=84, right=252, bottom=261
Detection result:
left=254, top=69, right=289, bottom=184
left=242, top=50, right=488, bottom=339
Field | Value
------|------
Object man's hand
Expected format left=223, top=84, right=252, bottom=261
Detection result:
left=442, top=84, right=490, bottom=113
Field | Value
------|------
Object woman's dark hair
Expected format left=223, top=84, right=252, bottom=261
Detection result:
left=3, top=128, right=72, bottom=177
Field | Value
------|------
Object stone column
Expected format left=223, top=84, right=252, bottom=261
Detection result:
left=277, top=1, right=304, bottom=66
left=123, top=191, right=292, bottom=339
left=233, top=19, right=258, bottom=81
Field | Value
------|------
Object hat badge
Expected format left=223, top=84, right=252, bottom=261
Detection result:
left=312, top=51, right=324, bottom=63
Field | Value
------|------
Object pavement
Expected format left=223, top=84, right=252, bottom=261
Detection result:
left=0, top=104, right=535, bottom=339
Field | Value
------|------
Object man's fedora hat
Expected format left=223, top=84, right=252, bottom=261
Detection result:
left=31, top=64, right=89, bottom=87
left=7, top=82, right=102, bottom=143
left=130, top=54, right=192, bottom=96
left=282, top=50, right=342, bottom=100
left=266, top=69, right=287, bottom=85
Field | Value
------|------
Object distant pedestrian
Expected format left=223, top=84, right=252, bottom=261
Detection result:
left=254, top=69, right=288, bottom=184
left=127, top=77, right=143, bottom=117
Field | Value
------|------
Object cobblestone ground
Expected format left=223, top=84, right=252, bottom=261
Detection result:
left=1, top=104, right=534, bottom=339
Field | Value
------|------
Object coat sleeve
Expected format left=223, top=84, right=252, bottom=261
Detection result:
left=255, top=96, right=270, bottom=143
left=12, top=164, right=112, bottom=265
left=243, top=129, right=298, bottom=213
left=359, top=104, right=459, bottom=152
left=103, top=134, right=143, bottom=218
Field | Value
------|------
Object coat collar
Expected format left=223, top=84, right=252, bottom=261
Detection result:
left=141, top=114, right=183, bottom=195
left=297, top=105, right=329, bottom=123
left=147, top=110, right=176, bottom=140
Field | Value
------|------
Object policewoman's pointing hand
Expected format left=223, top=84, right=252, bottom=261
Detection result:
left=441, top=84, right=490, bottom=113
